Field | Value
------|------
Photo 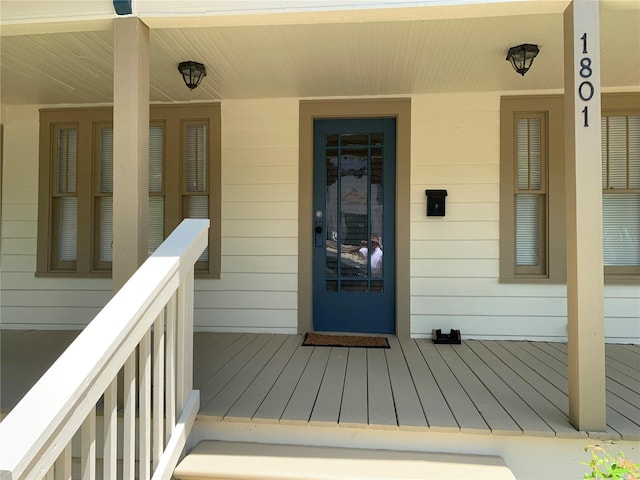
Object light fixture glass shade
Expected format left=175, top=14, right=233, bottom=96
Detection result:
left=178, top=61, right=207, bottom=90
left=506, top=44, right=540, bottom=76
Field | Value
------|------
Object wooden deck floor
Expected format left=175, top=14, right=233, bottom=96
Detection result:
left=193, top=333, right=640, bottom=441
left=2, top=331, right=639, bottom=441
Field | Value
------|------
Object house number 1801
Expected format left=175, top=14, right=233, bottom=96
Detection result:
left=579, top=32, right=594, bottom=127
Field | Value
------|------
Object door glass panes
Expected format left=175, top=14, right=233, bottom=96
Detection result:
left=324, top=132, right=384, bottom=291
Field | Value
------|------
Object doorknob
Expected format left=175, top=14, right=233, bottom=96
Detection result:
left=315, top=225, right=323, bottom=234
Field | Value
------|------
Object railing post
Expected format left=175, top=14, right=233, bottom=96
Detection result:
left=176, top=271, right=195, bottom=411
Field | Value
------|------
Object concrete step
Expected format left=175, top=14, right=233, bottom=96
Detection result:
left=174, top=441, right=517, bottom=480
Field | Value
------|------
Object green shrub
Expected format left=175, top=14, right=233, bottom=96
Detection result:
left=583, top=445, right=639, bottom=480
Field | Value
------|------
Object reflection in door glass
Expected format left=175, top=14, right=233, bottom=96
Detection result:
left=324, top=132, right=384, bottom=292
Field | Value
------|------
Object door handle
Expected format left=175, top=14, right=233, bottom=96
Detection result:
left=315, top=225, right=322, bottom=234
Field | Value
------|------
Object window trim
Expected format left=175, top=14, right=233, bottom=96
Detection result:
left=500, top=95, right=566, bottom=283
left=500, top=93, right=640, bottom=284
left=601, top=93, right=640, bottom=279
left=37, top=104, right=221, bottom=278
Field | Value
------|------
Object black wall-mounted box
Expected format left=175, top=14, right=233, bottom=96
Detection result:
left=425, top=189, right=447, bottom=216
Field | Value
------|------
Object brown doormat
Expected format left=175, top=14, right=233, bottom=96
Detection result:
left=302, top=332, right=390, bottom=348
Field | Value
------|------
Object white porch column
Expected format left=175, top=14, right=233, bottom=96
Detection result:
left=113, top=17, right=149, bottom=293
left=563, top=0, right=606, bottom=431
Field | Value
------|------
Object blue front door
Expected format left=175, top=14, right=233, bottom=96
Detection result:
left=312, top=118, right=396, bottom=334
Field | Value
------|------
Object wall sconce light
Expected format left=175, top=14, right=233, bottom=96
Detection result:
left=506, top=44, right=540, bottom=76
left=178, top=61, right=207, bottom=90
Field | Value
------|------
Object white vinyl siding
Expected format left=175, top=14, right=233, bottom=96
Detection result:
left=193, top=99, right=299, bottom=332
left=1, top=98, right=637, bottom=343
left=601, top=114, right=640, bottom=271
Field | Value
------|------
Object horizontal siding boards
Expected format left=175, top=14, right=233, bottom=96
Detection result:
left=194, top=309, right=297, bottom=330
left=411, top=258, right=498, bottom=277
left=224, top=165, right=298, bottom=185
left=222, top=237, right=297, bottom=256
left=411, top=240, right=498, bottom=260
left=222, top=220, right=297, bottom=237
left=409, top=92, right=638, bottom=342
left=194, top=291, right=296, bottom=309
left=414, top=145, right=499, bottom=166
left=0, top=273, right=111, bottom=291
left=1, top=254, right=36, bottom=272
left=2, top=186, right=39, bottom=204
left=2, top=203, right=38, bottom=221
left=1, top=238, right=37, bottom=255
left=410, top=184, right=499, bottom=203
left=412, top=164, right=498, bottom=184
left=223, top=203, right=298, bottom=221
left=411, top=296, right=567, bottom=317
left=2, top=97, right=638, bottom=340
left=221, top=255, right=297, bottom=273
left=0, top=306, right=100, bottom=328
left=223, top=184, right=298, bottom=202
left=604, top=298, right=640, bottom=318
left=196, top=273, right=297, bottom=292
left=1, top=220, right=37, bottom=238
left=1, top=290, right=111, bottom=308
left=218, top=147, right=298, bottom=167
left=411, top=222, right=498, bottom=241
left=411, top=315, right=568, bottom=340
left=410, top=202, right=499, bottom=223
left=410, top=277, right=565, bottom=297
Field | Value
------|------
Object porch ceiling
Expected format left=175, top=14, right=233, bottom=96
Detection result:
left=1, top=0, right=638, bottom=106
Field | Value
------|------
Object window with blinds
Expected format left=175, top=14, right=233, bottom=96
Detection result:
left=51, top=125, right=78, bottom=270
left=38, top=105, right=220, bottom=277
left=94, top=124, right=165, bottom=270
left=183, top=122, right=209, bottom=266
left=514, top=114, right=547, bottom=276
left=601, top=114, right=640, bottom=270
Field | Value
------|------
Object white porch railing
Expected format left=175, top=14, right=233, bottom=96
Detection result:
left=0, top=219, right=209, bottom=480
